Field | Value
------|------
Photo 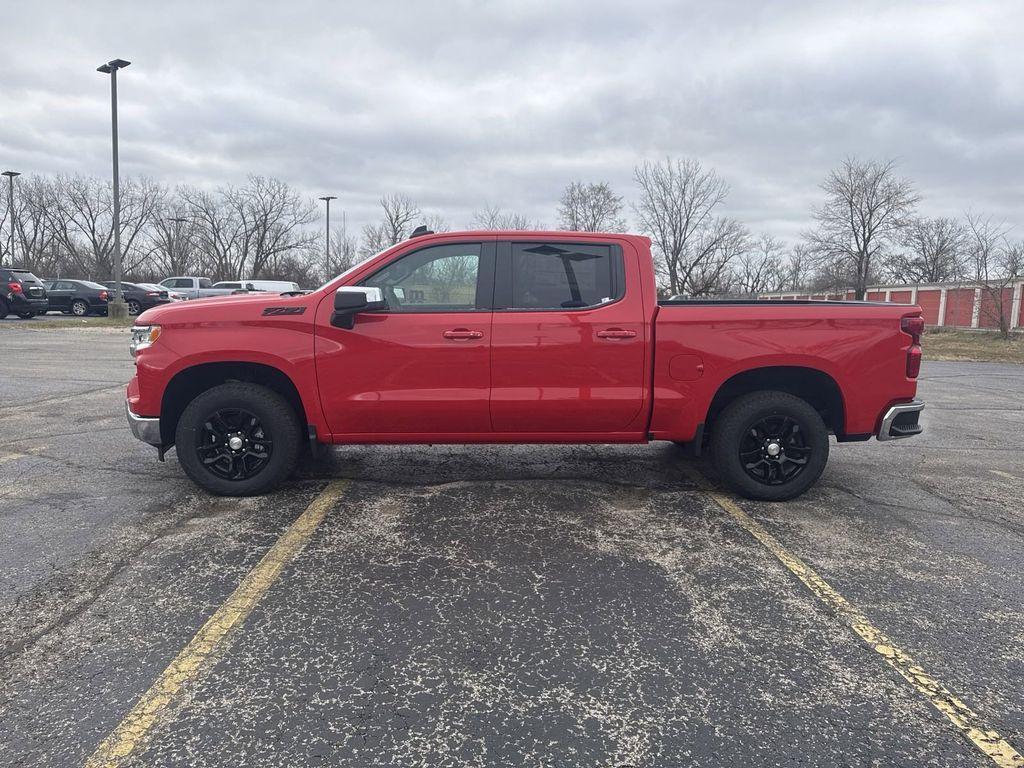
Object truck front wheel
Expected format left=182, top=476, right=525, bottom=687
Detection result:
left=710, top=391, right=829, bottom=501
left=175, top=382, right=301, bottom=496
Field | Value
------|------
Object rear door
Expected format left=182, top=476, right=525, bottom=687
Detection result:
left=47, top=281, right=74, bottom=311
left=489, top=239, right=647, bottom=433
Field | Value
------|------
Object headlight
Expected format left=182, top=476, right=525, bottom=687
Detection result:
left=130, top=325, right=162, bottom=358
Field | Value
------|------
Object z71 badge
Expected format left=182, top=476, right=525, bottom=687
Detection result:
left=261, top=307, right=306, bottom=316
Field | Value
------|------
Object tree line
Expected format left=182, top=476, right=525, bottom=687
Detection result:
left=1, top=157, right=1021, bottom=316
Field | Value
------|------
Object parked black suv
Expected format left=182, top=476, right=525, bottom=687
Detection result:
left=43, top=279, right=110, bottom=316
left=0, top=268, right=49, bottom=318
left=101, top=282, right=172, bottom=315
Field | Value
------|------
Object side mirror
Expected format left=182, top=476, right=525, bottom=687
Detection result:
left=331, top=286, right=386, bottom=329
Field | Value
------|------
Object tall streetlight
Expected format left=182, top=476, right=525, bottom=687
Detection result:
left=97, top=58, right=131, bottom=319
left=319, top=196, right=337, bottom=275
left=2, top=170, right=19, bottom=267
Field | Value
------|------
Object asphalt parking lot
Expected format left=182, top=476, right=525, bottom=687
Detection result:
left=1, top=323, right=1022, bottom=767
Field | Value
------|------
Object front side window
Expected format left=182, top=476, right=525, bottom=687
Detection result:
left=361, top=243, right=482, bottom=312
left=508, top=242, right=617, bottom=310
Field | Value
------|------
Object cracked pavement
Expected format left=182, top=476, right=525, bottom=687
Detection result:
left=0, top=324, right=1022, bottom=766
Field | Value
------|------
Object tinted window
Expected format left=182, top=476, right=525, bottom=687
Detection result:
left=198, top=278, right=213, bottom=289
left=80, top=280, right=108, bottom=290
left=12, top=271, right=43, bottom=285
left=508, top=242, right=617, bottom=309
left=362, top=243, right=481, bottom=312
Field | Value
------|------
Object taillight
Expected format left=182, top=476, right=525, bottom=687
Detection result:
left=8, top=281, right=22, bottom=293
left=901, top=316, right=924, bottom=378
left=100, top=290, right=109, bottom=300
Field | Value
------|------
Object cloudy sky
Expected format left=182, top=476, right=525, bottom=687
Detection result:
left=2, top=0, right=1021, bottom=244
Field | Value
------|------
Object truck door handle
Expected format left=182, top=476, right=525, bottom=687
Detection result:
left=442, top=328, right=484, bottom=340
left=596, top=328, right=637, bottom=339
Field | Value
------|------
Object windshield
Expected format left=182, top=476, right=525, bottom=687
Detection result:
left=317, top=251, right=384, bottom=291
left=82, top=280, right=108, bottom=290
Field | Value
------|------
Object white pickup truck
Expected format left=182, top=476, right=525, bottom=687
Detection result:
left=158, top=277, right=238, bottom=300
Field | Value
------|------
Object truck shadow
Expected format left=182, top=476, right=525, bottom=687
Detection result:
left=297, top=442, right=705, bottom=493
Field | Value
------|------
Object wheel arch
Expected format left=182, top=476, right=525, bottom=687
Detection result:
left=159, top=361, right=307, bottom=446
left=705, top=365, right=847, bottom=437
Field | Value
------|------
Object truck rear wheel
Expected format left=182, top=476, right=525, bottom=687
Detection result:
left=175, top=382, right=301, bottom=496
left=710, top=391, right=828, bottom=501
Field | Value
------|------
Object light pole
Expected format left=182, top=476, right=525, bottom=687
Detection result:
left=318, top=196, right=337, bottom=275
left=2, top=170, right=19, bottom=267
left=97, top=58, right=131, bottom=319
left=165, top=217, right=188, bottom=272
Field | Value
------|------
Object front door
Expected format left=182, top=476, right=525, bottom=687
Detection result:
left=489, top=240, right=648, bottom=433
left=315, top=239, right=495, bottom=437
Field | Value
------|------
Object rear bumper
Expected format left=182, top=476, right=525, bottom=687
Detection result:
left=7, top=295, right=48, bottom=312
left=877, top=399, right=924, bottom=441
left=125, top=401, right=161, bottom=446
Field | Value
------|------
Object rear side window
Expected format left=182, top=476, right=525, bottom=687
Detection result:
left=361, top=243, right=483, bottom=312
left=504, top=242, right=620, bottom=310
left=198, top=278, right=213, bottom=289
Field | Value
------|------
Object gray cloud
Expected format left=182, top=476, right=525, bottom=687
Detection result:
left=1, top=0, right=1021, bottom=243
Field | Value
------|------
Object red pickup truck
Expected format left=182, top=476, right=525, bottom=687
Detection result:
left=125, top=230, right=924, bottom=500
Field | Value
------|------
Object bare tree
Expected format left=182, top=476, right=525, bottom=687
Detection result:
left=785, top=243, right=811, bottom=292
left=734, top=234, right=788, bottom=295
left=181, top=176, right=316, bottom=280
left=470, top=204, right=539, bottom=231
left=361, top=193, right=420, bottom=255
left=965, top=214, right=1021, bottom=338
left=326, top=220, right=358, bottom=279
left=890, top=216, right=966, bottom=284
left=557, top=181, right=626, bottom=232
left=633, top=157, right=747, bottom=295
left=147, top=200, right=200, bottom=278
left=10, top=176, right=60, bottom=276
left=803, top=157, right=919, bottom=299
left=45, top=175, right=165, bottom=279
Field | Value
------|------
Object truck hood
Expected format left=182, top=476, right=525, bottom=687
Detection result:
left=136, top=292, right=310, bottom=325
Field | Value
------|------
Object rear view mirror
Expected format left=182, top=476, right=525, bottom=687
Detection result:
left=332, top=286, right=386, bottom=329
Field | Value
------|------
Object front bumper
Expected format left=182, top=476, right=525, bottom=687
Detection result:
left=125, top=401, right=161, bottom=446
left=877, top=399, right=924, bottom=441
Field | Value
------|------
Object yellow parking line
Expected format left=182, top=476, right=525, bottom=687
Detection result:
left=85, top=479, right=350, bottom=768
left=685, top=468, right=1022, bottom=767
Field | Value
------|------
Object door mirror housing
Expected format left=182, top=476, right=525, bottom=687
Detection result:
left=331, top=286, right=386, bottom=328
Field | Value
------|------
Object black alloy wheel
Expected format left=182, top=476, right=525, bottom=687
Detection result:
left=738, top=414, right=811, bottom=486
left=175, top=382, right=301, bottom=496
left=196, top=407, right=274, bottom=481
left=710, top=391, right=829, bottom=501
